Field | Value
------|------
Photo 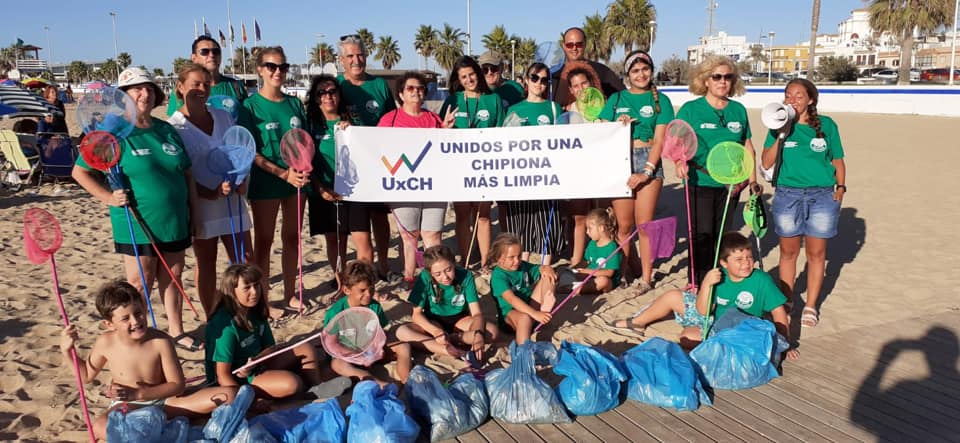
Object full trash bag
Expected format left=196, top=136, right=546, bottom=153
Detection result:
left=346, top=381, right=420, bottom=443
left=691, top=309, right=790, bottom=390
left=105, top=405, right=189, bottom=443
left=407, top=366, right=488, bottom=441
left=554, top=341, right=627, bottom=416
left=622, top=338, right=712, bottom=411
left=203, top=384, right=255, bottom=441
left=485, top=341, right=571, bottom=424
left=249, top=398, right=347, bottom=443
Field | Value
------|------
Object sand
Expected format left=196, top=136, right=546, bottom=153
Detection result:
left=1, top=102, right=959, bottom=441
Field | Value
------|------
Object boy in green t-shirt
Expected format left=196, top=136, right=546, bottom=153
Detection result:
left=609, top=233, right=798, bottom=359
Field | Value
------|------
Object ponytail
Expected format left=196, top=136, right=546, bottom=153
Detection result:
left=808, top=104, right=824, bottom=139
left=651, top=84, right=661, bottom=115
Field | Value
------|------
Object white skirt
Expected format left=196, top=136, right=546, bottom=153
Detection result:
left=194, top=194, right=253, bottom=240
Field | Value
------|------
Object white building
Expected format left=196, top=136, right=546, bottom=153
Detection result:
left=686, top=32, right=753, bottom=65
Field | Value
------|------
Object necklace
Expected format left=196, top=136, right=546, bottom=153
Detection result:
left=714, top=109, right=727, bottom=128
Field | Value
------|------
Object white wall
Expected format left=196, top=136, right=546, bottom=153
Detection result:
left=660, top=85, right=960, bottom=117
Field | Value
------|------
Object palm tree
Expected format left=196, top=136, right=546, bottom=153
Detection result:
left=414, top=25, right=439, bottom=70
left=749, top=44, right=768, bottom=73
left=375, top=36, right=401, bottom=70
left=310, top=43, right=337, bottom=65
left=99, top=58, right=119, bottom=80
left=117, top=52, right=133, bottom=70
left=67, top=60, right=90, bottom=83
left=868, top=0, right=952, bottom=85
left=356, top=28, right=376, bottom=55
left=0, top=46, right=17, bottom=77
left=435, top=23, right=466, bottom=74
left=172, top=57, right=191, bottom=77
left=583, top=13, right=613, bottom=62
left=152, top=67, right=165, bottom=78
left=516, top=38, right=538, bottom=72
left=231, top=47, right=257, bottom=74
left=481, top=25, right=511, bottom=56
left=807, top=0, right=821, bottom=75
left=605, top=0, right=657, bottom=53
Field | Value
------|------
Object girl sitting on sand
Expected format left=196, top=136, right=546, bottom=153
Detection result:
left=489, top=233, right=558, bottom=345
left=566, top=208, right=623, bottom=294
left=396, top=245, right=499, bottom=362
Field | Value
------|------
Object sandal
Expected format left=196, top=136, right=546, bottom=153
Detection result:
left=604, top=304, right=650, bottom=334
left=173, top=333, right=204, bottom=352
left=801, top=307, right=819, bottom=328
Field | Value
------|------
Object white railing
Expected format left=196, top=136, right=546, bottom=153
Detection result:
left=15, top=59, right=48, bottom=71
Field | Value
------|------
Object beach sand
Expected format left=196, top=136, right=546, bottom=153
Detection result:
left=1, top=104, right=958, bottom=441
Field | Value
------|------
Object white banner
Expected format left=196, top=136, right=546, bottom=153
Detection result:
left=334, top=122, right=632, bottom=202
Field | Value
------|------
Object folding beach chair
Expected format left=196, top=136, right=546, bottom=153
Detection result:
left=36, top=132, right=76, bottom=186
left=0, top=129, right=40, bottom=190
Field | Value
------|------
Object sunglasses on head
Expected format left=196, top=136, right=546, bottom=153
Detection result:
left=710, top=73, right=736, bottom=81
left=261, top=62, right=290, bottom=73
left=340, top=34, right=361, bottom=41
left=318, top=88, right=338, bottom=97
left=564, top=41, right=585, bottom=49
left=482, top=64, right=500, bottom=74
left=528, top=73, right=549, bottom=85
left=404, top=84, right=426, bottom=93
left=197, top=47, right=222, bottom=56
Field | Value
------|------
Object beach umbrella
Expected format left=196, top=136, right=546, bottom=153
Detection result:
left=0, top=85, right=62, bottom=118
left=0, top=103, right=17, bottom=117
left=21, top=77, right=52, bottom=89
left=0, top=79, right=18, bottom=86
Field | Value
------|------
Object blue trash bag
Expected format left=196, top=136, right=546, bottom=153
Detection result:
left=528, top=340, right=559, bottom=366
left=485, top=341, right=571, bottom=424
left=204, top=384, right=255, bottom=441
left=553, top=341, right=628, bottom=416
left=249, top=398, right=347, bottom=443
left=346, top=381, right=420, bottom=443
left=622, top=338, right=712, bottom=411
left=691, top=309, right=790, bottom=390
left=105, top=405, right=190, bottom=443
left=407, top=366, right=488, bottom=441
left=228, top=422, right=279, bottom=443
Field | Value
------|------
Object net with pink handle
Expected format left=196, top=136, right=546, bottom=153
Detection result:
left=321, top=307, right=387, bottom=366
left=23, top=208, right=96, bottom=442
left=280, top=128, right=315, bottom=316
left=662, top=119, right=700, bottom=290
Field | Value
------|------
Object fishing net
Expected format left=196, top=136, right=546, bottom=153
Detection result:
left=321, top=307, right=386, bottom=367
left=76, top=86, right=137, bottom=138
left=706, top=141, right=753, bottom=185
left=207, top=126, right=256, bottom=186
left=501, top=112, right=522, bottom=127
left=23, top=208, right=63, bottom=264
left=556, top=111, right=586, bottom=125
left=280, top=127, right=315, bottom=173
left=78, top=131, right=121, bottom=171
left=662, top=119, right=698, bottom=162
left=576, top=87, right=605, bottom=122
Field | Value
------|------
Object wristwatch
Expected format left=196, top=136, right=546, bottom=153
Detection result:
left=835, top=184, right=847, bottom=192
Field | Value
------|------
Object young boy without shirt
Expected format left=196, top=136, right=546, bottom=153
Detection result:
left=60, top=280, right=235, bottom=439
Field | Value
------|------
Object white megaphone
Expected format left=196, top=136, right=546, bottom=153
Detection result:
left=761, top=102, right=797, bottom=130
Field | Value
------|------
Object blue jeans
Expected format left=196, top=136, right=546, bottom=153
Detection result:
left=631, top=147, right=665, bottom=178
left=772, top=186, right=840, bottom=238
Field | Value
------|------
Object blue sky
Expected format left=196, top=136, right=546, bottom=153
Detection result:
left=6, top=0, right=866, bottom=73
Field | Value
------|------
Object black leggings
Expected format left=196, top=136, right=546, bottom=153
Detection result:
left=690, top=185, right=741, bottom=282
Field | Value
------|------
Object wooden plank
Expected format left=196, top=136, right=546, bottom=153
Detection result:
left=455, top=429, right=489, bottom=443
left=750, top=383, right=871, bottom=442
left=704, top=395, right=804, bottom=442
left=595, top=405, right=661, bottom=441
left=614, top=400, right=716, bottom=443
left=474, top=419, right=516, bottom=442
left=553, top=420, right=609, bottom=442
left=672, top=400, right=773, bottom=442
left=723, top=388, right=842, bottom=442
left=495, top=422, right=547, bottom=442
left=526, top=424, right=575, bottom=443
left=573, top=414, right=652, bottom=442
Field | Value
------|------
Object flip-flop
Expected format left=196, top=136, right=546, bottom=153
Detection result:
left=801, top=307, right=819, bottom=327
left=173, top=333, right=204, bottom=352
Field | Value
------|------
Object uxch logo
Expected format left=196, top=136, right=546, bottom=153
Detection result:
left=381, top=141, right=432, bottom=175
left=380, top=141, right=434, bottom=191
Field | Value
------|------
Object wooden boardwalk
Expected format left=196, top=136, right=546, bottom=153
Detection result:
left=453, top=311, right=960, bottom=443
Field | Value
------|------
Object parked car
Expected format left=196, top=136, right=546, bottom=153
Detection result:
left=873, top=68, right=921, bottom=82
left=859, top=67, right=886, bottom=78
left=920, top=68, right=960, bottom=83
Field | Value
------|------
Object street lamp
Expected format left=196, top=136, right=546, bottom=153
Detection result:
left=510, top=39, right=516, bottom=79
left=43, top=26, right=52, bottom=66
left=109, top=12, right=120, bottom=84
left=649, top=20, right=656, bottom=53
left=316, top=33, right=326, bottom=64
left=466, top=0, right=472, bottom=57
left=768, top=31, right=776, bottom=85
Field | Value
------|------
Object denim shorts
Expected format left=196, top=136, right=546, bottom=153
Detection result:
left=631, top=147, right=665, bottom=178
left=675, top=290, right=707, bottom=328
left=772, top=186, right=840, bottom=239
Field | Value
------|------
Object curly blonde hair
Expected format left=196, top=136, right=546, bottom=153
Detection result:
left=688, top=55, right=745, bottom=97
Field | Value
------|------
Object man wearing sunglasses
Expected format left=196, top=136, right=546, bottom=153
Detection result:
left=552, top=27, right=623, bottom=98
left=477, top=50, right=524, bottom=109
left=166, top=35, right=247, bottom=117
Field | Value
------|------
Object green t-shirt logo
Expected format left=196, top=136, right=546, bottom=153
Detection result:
left=536, top=115, right=551, bottom=125
left=735, top=291, right=755, bottom=310
left=289, top=116, right=301, bottom=128
left=810, top=138, right=827, bottom=152
left=452, top=292, right=466, bottom=307
left=161, top=143, right=180, bottom=156
left=727, top=121, right=743, bottom=134
left=639, top=105, right=654, bottom=118
left=365, top=100, right=379, bottom=114
left=477, top=110, right=490, bottom=121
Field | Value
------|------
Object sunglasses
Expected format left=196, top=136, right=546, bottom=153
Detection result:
left=197, top=47, right=222, bottom=56
left=261, top=62, right=290, bottom=73
left=340, top=34, right=361, bottom=41
left=528, top=73, right=549, bottom=85
left=564, top=41, right=585, bottom=49
left=318, top=88, right=338, bottom=97
left=482, top=64, right=500, bottom=74
left=710, top=73, right=736, bottom=82
left=404, top=85, right=426, bottom=93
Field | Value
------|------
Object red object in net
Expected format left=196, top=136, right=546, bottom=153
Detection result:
left=23, top=208, right=63, bottom=264
left=280, top=128, right=315, bottom=173
left=79, top=130, right=121, bottom=171
left=662, top=119, right=698, bottom=162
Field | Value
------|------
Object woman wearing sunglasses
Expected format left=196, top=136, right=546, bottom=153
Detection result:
left=241, top=46, right=311, bottom=318
left=598, top=50, right=674, bottom=293
left=439, top=56, right=505, bottom=270
left=501, top=62, right=565, bottom=265
left=305, top=74, right=350, bottom=285
left=676, top=55, right=757, bottom=285
left=378, top=72, right=456, bottom=286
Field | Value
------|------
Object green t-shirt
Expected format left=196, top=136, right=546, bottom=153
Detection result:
left=490, top=261, right=542, bottom=317
left=75, top=119, right=191, bottom=244
left=204, top=307, right=275, bottom=384
left=598, top=89, right=675, bottom=141
left=677, top=97, right=753, bottom=188
left=712, top=269, right=786, bottom=320
left=408, top=267, right=479, bottom=317
left=337, top=74, right=396, bottom=126
left=308, top=118, right=338, bottom=187
left=506, top=100, right=562, bottom=126
left=439, top=92, right=505, bottom=128
left=492, top=79, right=525, bottom=109
left=241, top=92, right=307, bottom=200
left=764, top=115, right=844, bottom=188
left=585, top=239, right=623, bottom=286
left=166, top=76, right=246, bottom=117
left=322, top=297, right=389, bottom=329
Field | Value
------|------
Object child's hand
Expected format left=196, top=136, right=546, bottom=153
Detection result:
left=471, top=332, right=485, bottom=360
left=236, top=358, right=256, bottom=379
left=675, top=161, right=689, bottom=180
left=219, top=181, right=232, bottom=197
left=60, top=324, right=78, bottom=353
left=617, top=115, right=636, bottom=126
left=433, top=332, right=449, bottom=346
left=785, top=348, right=800, bottom=360
left=106, top=382, right=140, bottom=401
left=531, top=311, right=552, bottom=324
left=701, top=268, right=723, bottom=288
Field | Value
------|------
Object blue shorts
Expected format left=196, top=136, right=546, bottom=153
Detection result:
left=772, top=186, right=840, bottom=239
left=631, top=147, right=665, bottom=179
left=675, top=290, right=707, bottom=328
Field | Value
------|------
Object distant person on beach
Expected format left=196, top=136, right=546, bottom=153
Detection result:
left=60, top=280, right=236, bottom=439
left=40, top=85, right=68, bottom=133
left=551, top=27, right=623, bottom=100
left=761, top=79, right=846, bottom=328
left=166, top=35, right=246, bottom=117
left=479, top=50, right=525, bottom=109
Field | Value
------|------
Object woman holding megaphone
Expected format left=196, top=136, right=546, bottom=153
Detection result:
left=761, top=79, right=846, bottom=328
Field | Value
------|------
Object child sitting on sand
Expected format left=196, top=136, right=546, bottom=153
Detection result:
left=567, top=208, right=623, bottom=293
left=608, top=232, right=799, bottom=359
left=396, top=245, right=499, bottom=362
left=489, top=233, right=558, bottom=345
left=60, top=280, right=236, bottom=440
left=324, top=260, right=412, bottom=385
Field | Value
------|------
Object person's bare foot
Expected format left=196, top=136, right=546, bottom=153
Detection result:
left=540, top=291, right=557, bottom=313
